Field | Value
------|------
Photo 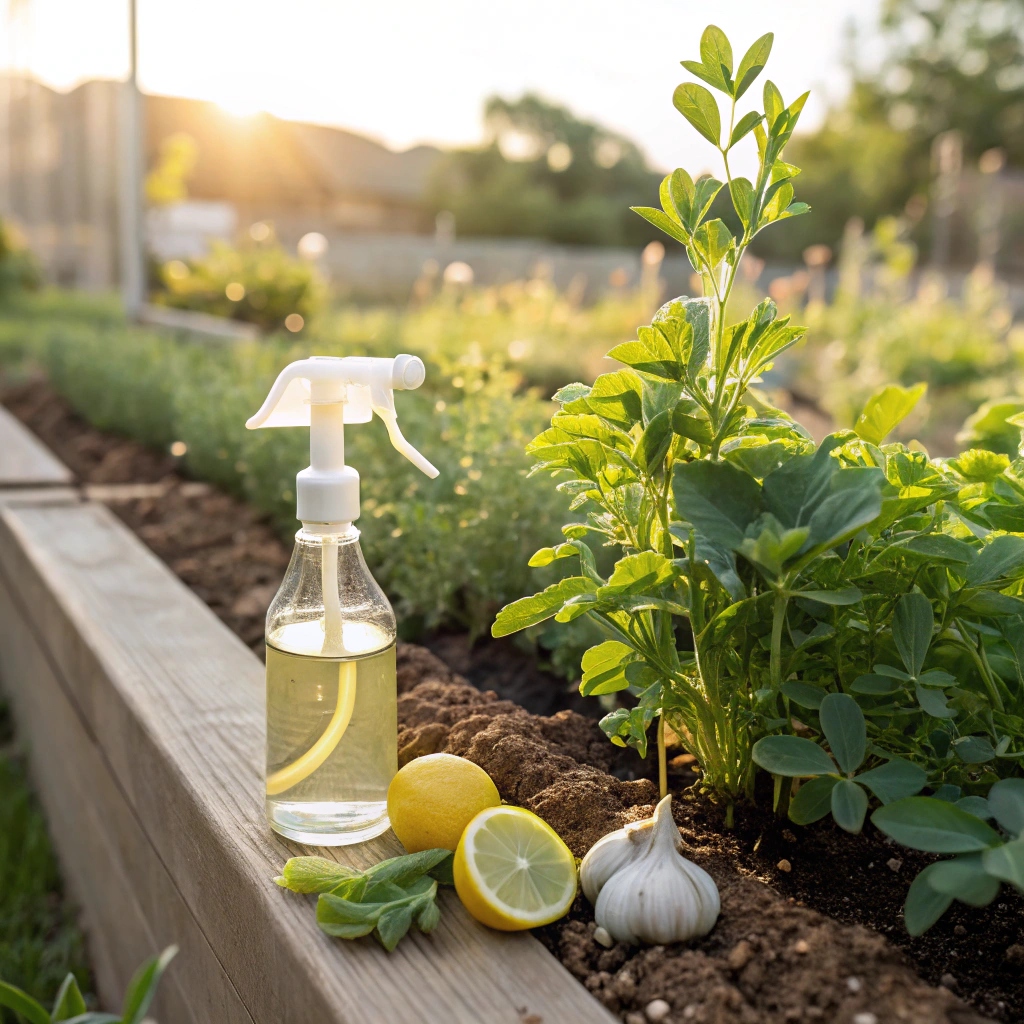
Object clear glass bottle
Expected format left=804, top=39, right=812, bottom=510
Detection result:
left=264, top=522, right=397, bottom=845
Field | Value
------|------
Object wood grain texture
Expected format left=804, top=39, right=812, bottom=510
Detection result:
left=0, top=405, right=74, bottom=486
left=0, top=580, right=255, bottom=1024
left=0, top=499, right=615, bottom=1024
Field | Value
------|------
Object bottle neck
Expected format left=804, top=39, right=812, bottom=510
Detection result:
left=298, top=521, right=359, bottom=541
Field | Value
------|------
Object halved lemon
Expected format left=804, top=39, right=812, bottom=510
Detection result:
left=453, top=806, right=577, bottom=930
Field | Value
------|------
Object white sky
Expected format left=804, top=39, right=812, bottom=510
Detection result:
left=3, top=0, right=881, bottom=178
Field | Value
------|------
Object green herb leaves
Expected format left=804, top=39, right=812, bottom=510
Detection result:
left=276, top=850, right=454, bottom=952
left=872, top=783, right=1024, bottom=935
left=0, top=949, right=177, bottom=1024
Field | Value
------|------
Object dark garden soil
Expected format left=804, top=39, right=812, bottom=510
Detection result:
left=3, top=375, right=1021, bottom=1024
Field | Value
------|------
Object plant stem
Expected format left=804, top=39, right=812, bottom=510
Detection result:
left=770, top=589, right=788, bottom=690
left=657, top=714, right=668, bottom=799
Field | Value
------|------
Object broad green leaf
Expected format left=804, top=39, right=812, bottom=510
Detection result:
left=660, top=168, right=695, bottom=226
left=672, top=459, right=762, bottom=550
left=857, top=758, right=927, bottom=804
left=692, top=218, right=734, bottom=270
left=904, top=534, right=976, bottom=566
left=966, top=534, right=1024, bottom=586
left=831, top=779, right=869, bottom=833
left=366, top=849, right=453, bottom=888
left=872, top=797, right=1002, bottom=853
left=751, top=735, right=836, bottom=777
left=376, top=905, right=415, bottom=951
left=121, top=946, right=178, bottom=1024
left=915, top=682, right=955, bottom=719
left=850, top=673, right=902, bottom=695
left=635, top=410, right=673, bottom=474
left=730, top=112, right=762, bottom=148
left=983, top=838, right=1024, bottom=889
left=988, top=778, right=1024, bottom=836
left=601, top=551, right=675, bottom=596
left=904, top=863, right=954, bottom=935
left=631, top=205, right=690, bottom=246
left=957, top=796, right=992, bottom=819
left=691, top=535, right=745, bottom=601
left=737, top=517, right=808, bottom=578
left=691, top=177, right=724, bottom=228
left=729, top=177, right=755, bottom=230
left=854, top=383, right=927, bottom=446
left=552, top=382, right=591, bottom=404
left=734, top=32, right=773, bottom=98
left=586, top=371, right=644, bottom=429
left=763, top=79, right=785, bottom=130
left=699, top=24, right=733, bottom=84
left=780, top=680, right=825, bottom=709
left=492, top=577, right=597, bottom=637
left=793, top=588, right=862, bottom=606
left=803, top=468, right=883, bottom=552
left=928, top=854, right=1001, bottom=906
left=892, top=592, right=933, bottom=678
left=952, top=735, right=996, bottom=764
left=672, top=82, right=721, bottom=146
left=52, top=974, right=88, bottom=1021
left=778, top=201, right=810, bottom=219
left=789, top=774, right=837, bottom=824
left=528, top=542, right=576, bottom=567
left=0, top=982, right=50, bottom=1024
left=761, top=440, right=837, bottom=530
left=819, top=693, right=866, bottom=774
left=580, top=641, right=637, bottom=697
left=275, top=856, right=362, bottom=892
left=672, top=409, right=714, bottom=446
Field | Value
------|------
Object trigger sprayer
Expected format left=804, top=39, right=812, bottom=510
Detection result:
left=247, top=355, right=437, bottom=846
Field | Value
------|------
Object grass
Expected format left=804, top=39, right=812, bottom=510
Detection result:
left=0, top=699, right=92, bottom=1021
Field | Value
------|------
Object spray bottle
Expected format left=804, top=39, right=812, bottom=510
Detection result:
left=246, top=355, right=438, bottom=845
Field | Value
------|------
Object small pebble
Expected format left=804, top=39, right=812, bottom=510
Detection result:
left=794, top=939, right=809, bottom=955
left=777, top=858, right=792, bottom=872
left=886, top=857, right=903, bottom=873
left=625, top=1014, right=646, bottom=1024
left=1006, top=943, right=1024, bottom=965
left=846, top=976, right=862, bottom=994
left=645, top=999, right=672, bottom=1022
left=593, top=926, right=614, bottom=948
left=782, top=829, right=797, bottom=842
left=941, top=973, right=957, bottom=990
left=954, top=924, right=967, bottom=937
left=683, top=1008, right=697, bottom=1021
left=728, top=940, right=753, bottom=971
left=853, top=1014, right=878, bottom=1024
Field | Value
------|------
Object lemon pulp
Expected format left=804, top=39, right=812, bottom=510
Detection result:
left=454, top=806, right=577, bottom=930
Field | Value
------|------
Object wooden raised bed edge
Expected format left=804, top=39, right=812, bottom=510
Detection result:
left=0, top=408, right=615, bottom=1024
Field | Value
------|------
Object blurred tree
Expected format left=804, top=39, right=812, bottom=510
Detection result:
left=427, top=94, right=662, bottom=247
left=754, top=0, right=1024, bottom=262
left=145, top=132, right=199, bottom=206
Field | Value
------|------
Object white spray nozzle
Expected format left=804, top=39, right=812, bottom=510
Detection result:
left=246, top=355, right=438, bottom=524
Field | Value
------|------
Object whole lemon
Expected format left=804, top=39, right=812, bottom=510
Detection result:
left=387, top=753, right=501, bottom=852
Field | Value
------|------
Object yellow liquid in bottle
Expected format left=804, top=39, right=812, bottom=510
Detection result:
left=265, top=620, right=396, bottom=845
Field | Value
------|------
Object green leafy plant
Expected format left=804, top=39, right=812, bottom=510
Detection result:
left=492, top=23, right=1024, bottom=840
left=274, top=850, right=453, bottom=951
left=0, top=947, right=176, bottom=1024
left=873, top=779, right=1024, bottom=935
left=752, top=693, right=927, bottom=832
left=155, top=234, right=324, bottom=331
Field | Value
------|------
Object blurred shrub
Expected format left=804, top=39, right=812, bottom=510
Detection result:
left=0, top=220, right=40, bottom=298
left=154, top=235, right=325, bottom=332
left=0, top=295, right=579, bottom=640
left=786, top=217, right=1024, bottom=454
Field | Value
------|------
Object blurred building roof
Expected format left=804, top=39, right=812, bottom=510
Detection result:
left=144, top=93, right=442, bottom=227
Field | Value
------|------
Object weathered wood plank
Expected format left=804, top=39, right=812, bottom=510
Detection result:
left=0, top=500, right=614, bottom=1024
left=0, top=404, right=74, bottom=486
left=0, top=579, right=255, bottom=1024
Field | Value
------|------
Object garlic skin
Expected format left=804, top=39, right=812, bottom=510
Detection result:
left=579, top=795, right=720, bottom=945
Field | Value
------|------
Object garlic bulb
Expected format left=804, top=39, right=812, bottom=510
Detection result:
left=580, top=795, right=720, bottom=945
